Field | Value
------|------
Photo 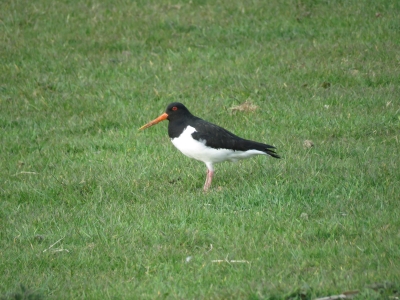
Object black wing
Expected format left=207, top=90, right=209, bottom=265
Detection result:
left=191, top=118, right=280, bottom=159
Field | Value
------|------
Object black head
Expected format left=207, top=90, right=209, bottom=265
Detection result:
left=165, top=102, right=193, bottom=121
left=139, top=102, right=193, bottom=130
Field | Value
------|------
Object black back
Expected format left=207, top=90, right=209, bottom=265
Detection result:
left=165, top=102, right=280, bottom=159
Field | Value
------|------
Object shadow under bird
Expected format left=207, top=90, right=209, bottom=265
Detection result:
left=139, top=102, right=280, bottom=191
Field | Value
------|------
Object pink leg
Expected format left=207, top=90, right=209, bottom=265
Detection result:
left=203, top=169, right=214, bottom=191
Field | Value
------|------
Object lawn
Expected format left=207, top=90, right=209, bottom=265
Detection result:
left=1, top=0, right=399, bottom=299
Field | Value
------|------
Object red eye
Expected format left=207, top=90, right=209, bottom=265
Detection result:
left=172, top=106, right=178, bottom=111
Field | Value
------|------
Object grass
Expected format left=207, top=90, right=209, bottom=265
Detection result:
left=1, top=0, right=399, bottom=299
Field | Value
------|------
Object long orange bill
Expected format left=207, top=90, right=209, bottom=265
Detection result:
left=139, top=113, right=168, bottom=130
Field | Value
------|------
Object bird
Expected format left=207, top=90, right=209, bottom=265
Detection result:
left=139, top=102, right=280, bottom=191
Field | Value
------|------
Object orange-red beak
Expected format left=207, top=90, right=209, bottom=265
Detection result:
left=139, top=112, right=168, bottom=130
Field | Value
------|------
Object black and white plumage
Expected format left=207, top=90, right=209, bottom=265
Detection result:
left=139, top=102, right=280, bottom=191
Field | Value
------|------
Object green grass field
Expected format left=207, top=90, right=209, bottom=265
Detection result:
left=1, top=0, right=399, bottom=299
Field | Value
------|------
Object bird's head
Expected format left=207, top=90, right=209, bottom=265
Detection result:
left=139, top=102, right=191, bottom=130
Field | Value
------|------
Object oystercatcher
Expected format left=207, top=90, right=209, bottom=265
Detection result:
left=139, top=102, right=280, bottom=191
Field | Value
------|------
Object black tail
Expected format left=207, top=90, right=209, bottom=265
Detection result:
left=239, top=139, right=281, bottom=159
left=264, top=146, right=280, bottom=159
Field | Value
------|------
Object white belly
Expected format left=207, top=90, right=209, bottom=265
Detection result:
left=171, top=126, right=266, bottom=165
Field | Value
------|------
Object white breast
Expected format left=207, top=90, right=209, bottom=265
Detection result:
left=170, top=126, right=266, bottom=166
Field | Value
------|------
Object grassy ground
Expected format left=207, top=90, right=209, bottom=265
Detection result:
left=1, top=0, right=399, bottom=299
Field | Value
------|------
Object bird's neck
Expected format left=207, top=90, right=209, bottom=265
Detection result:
left=168, top=115, right=197, bottom=139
